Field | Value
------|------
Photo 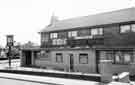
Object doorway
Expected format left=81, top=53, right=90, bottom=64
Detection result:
left=69, top=54, right=74, bottom=72
left=24, top=51, right=32, bottom=66
left=96, top=50, right=100, bottom=73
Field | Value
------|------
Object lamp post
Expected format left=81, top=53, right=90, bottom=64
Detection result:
left=6, top=35, right=14, bottom=67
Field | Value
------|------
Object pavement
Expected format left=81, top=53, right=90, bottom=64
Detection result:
left=0, top=77, right=50, bottom=85
left=0, top=59, right=100, bottom=85
left=0, top=59, right=134, bottom=85
left=0, top=72, right=99, bottom=85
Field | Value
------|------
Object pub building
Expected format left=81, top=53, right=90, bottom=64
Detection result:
left=21, top=8, right=135, bottom=74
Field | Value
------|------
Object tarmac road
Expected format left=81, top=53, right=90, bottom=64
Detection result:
left=0, top=77, right=53, bottom=85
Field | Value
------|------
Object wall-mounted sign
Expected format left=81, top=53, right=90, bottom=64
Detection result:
left=75, top=36, right=93, bottom=39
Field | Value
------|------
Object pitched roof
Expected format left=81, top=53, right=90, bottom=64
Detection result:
left=41, top=7, right=135, bottom=32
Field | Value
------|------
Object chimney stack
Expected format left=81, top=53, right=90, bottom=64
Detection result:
left=50, top=12, right=59, bottom=25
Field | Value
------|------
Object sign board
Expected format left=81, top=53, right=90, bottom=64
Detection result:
left=75, top=36, right=93, bottom=39
left=7, top=35, right=14, bottom=46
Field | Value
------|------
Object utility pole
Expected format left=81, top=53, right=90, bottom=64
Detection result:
left=6, top=35, right=14, bottom=68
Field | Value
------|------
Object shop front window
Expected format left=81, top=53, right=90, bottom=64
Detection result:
left=105, top=50, right=133, bottom=64
left=123, top=53, right=131, bottom=63
left=115, top=52, right=123, bottom=64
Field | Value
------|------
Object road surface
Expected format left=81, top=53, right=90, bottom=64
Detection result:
left=0, top=77, right=52, bottom=85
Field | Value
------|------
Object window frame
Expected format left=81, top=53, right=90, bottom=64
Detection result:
left=106, top=50, right=133, bottom=64
left=58, top=32, right=67, bottom=39
left=52, top=39, right=67, bottom=45
left=36, top=51, right=50, bottom=60
left=131, top=24, right=135, bottom=32
left=56, top=53, right=63, bottom=63
left=79, top=53, right=88, bottom=64
left=78, top=29, right=90, bottom=36
left=41, top=33, right=49, bottom=42
left=50, top=33, right=58, bottom=39
left=120, top=25, right=131, bottom=33
left=68, top=31, right=78, bottom=38
left=91, top=28, right=103, bottom=35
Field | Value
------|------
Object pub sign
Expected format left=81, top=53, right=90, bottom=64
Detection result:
left=7, top=35, right=14, bottom=46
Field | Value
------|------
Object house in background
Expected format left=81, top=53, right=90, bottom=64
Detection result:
left=21, top=8, right=135, bottom=74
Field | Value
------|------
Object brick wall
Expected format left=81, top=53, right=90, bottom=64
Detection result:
left=35, top=49, right=97, bottom=73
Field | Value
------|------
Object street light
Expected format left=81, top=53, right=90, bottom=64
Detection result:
left=6, top=35, right=14, bottom=67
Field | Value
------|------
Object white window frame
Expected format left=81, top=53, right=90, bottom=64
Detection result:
left=131, top=24, right=135, bottom=32
left=106, top=51, right=133, bottom=64
left=123, top=53, right=131, bottom=63
left=79, top=53, right=88, bottom=64
left=56, top=53, right=63, bottom=63
left=91, top=28, right=103, bottom=35
left=120, top=25, right=131, bottom=33
left=52, top=39, right=57, bottom=45
left=50, top=33, right=58, bottom=39
left=52, top=39, right=67, bottom=45
left=68, top=31, right=77, bottom=37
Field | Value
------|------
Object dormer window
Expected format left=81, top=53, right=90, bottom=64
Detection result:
left=68, top=31, right=77, bottom=37
left=91, top=28, right=103, bottom=35
left=50, top=33, right=58, bottom=39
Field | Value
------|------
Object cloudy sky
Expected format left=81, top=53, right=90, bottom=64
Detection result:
left=0, top=0, right=134, bottom=46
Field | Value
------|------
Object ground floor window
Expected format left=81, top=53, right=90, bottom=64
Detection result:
left=36, top=50, right=50, bottom=61
left=106, top=50, right=133, bottom=64
left=56, top=53, right=63, bottom=63
left=79, top=53, right=88, bottom=64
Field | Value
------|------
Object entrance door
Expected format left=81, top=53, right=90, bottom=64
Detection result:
left=69, top=54, right=74, bottom=72
left=96, top=50, right=100, bottom=73
left=25, top=51, right=32, bottom=66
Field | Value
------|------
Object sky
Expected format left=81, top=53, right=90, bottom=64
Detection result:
left=0, top=0, right=135, bottom=47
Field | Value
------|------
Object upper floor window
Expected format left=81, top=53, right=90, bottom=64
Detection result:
left=91, top=28, right=103, bottom=35
left=131, top=24, right=135, bottom=32
left=68, top=31, right=77, bottom=37
left=41, top=33, right=49, bottom=42
left=58, top=32, right=67, bottom=38
left=50, top=33, right=58, bottom=39
left=52, top=39, right=67, bottom=45
left=120, top=25, right=130, bottom=33
left=78, top=29, right=90, bottom=36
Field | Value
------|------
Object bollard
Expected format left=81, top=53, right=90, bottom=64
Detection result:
left=100, top=60, right=112, bottom=83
